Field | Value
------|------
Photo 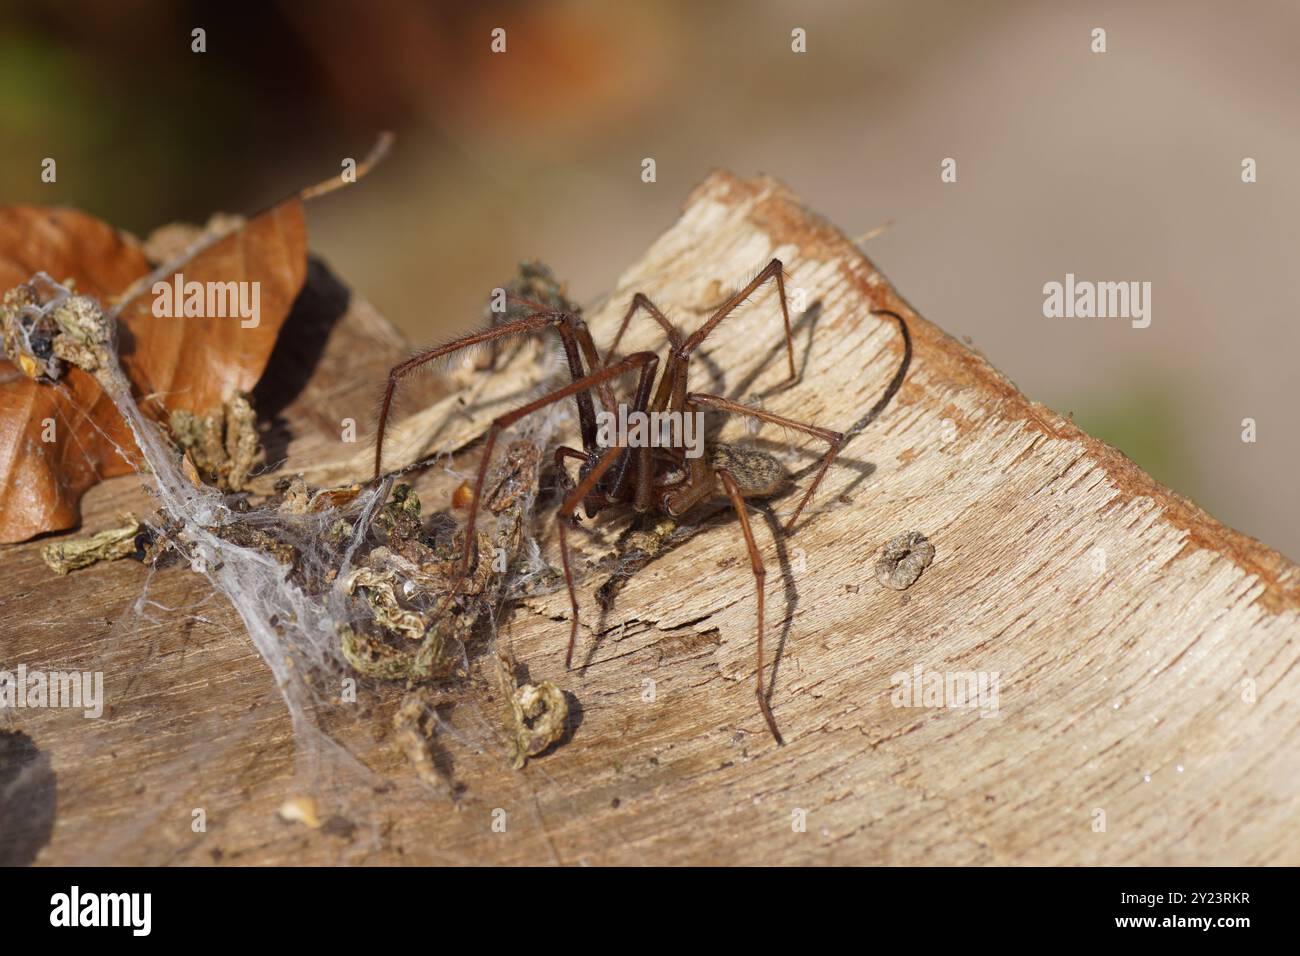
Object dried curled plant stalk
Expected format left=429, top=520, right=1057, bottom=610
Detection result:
left=393, top=687, right=457, bottom=798
left=497, top=650, right=568, bottom=769
left=876, top=531, right=935, bottom=591
left=41, top=514, right=144, bottom=575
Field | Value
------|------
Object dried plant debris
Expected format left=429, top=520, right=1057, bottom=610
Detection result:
left=393, top=687, right=456, bottom=798
left=1, top=137, right=391, bottom=543
left=338, top=558, right=471, bottom=684
left=41, top=514, right=144, bottom=575
left=51, top=438, right=565, bottom=786
left=15, top=250, right=575, bottom=801
left=0, top=203, right=306, bottom=543
left=340, top=445, right=545, bottom=674
left=266, top=475, right=363, bottom=518
left=169, top=393, right=262, bottom=491
left=876, top=531, right=935, bottom=590
left=343, top=567, right=429, bottom=642
left=1, top=274, right=115, bottom=383
left=497, top=651, right=568, bottom=769
left=208, top=518, right=300, bottom=571
left=333, top=441, right=571, bottom=779
left=337, top=487, right=474, bottom=683
left=373, top=483, right=441, bottom=564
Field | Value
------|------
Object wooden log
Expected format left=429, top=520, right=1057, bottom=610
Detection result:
left=2, top=172, right=1297, bottom=865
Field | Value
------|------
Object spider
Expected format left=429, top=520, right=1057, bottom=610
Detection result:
left=372, top=259, right=911, bottom=744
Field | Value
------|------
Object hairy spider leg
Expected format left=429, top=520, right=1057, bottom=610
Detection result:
left=373, top=310, right=597, bottom=479
left=636, top=258, right=799, bottom=446
left=602, top=292, right=683, bottom=367
left=679, top=257, right=797, bottom=382
left=506, top=291, right=619, bottom=423
left=716, top=468, right=784, bottom=745
left=433, top=351, right=660, bottom=620
left=778, top=307, right=912, bottom=492
left=555, top=444, right=625, bottom=669
left=613, top=258, right=800, bottom=432
left=553, top=353, right=661, bottom=665
left=601, top=347, right=661, bottom=512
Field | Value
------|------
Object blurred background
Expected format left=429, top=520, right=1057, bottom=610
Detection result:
left=4, top=0, right=1297, bottom=557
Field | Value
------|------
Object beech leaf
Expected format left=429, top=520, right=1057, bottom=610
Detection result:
left=0, top=200, right=307, bottom=543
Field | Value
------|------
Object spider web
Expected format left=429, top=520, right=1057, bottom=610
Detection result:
left=10, top=276, right=573, bottom=862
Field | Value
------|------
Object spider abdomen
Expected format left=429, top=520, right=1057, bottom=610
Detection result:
left=711, top=442, right=790, bottom=499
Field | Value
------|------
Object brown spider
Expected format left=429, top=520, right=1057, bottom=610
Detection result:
left=372, top=259, right=911, bottom=744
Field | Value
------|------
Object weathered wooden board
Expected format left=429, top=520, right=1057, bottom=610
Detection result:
left=2, top=173, right=1297, bottom=865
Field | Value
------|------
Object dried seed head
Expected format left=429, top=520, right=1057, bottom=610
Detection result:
left=49, top=295, right=113, bottom=373
left=0, top=277, right=113, bottom=382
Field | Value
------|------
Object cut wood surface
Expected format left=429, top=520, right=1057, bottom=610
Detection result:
left=2, top=172, right=1298, bottom=866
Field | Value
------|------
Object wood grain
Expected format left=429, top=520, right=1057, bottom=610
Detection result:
left=2, top=173, right=1297, bottom=866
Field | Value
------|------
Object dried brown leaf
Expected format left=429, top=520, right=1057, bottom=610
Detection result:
left=0, top=201, right=306, bottom=542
